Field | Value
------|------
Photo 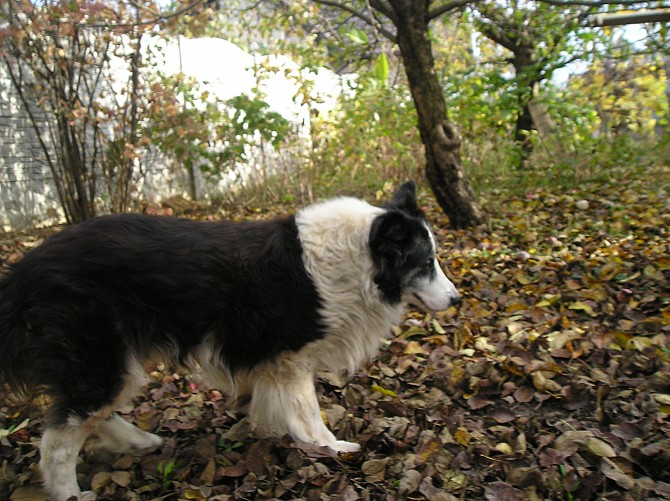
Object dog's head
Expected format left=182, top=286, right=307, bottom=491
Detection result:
left=369, top=181, right=461, bottom=311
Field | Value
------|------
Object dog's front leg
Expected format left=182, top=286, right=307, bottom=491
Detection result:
left=248, top=356, right=360, bottom=453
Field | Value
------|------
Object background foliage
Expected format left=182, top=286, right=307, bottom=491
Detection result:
left=3, top=0, right=667, bottom=214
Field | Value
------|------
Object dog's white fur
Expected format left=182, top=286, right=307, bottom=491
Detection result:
left=242, top=197, right=457, bottom=452
left=296, top=198, right=404, bottom=373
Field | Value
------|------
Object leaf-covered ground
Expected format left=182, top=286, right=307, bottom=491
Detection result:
left=1, top=169, right=669, bottom=501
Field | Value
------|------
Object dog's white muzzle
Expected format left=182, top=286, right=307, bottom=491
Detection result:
left=404, top=259, right=461, bottom=312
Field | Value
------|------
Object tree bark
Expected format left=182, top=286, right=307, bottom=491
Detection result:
left=663, top=56, right=670, bottom=132
left=512, top=44, right=539, bottom=164
left=387, top=0, right=484, bottom=228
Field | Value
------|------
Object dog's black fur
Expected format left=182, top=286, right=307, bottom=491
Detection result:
left=0, top=214, right=324, bottom=424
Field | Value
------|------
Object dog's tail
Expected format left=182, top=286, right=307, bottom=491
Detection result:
left=0, top=274, right=31, bottom=395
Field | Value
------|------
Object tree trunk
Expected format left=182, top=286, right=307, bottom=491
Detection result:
left=515, top=100, right=534, bottom=158
left=186, top=163, right=197, bottom=200
left=512, top=45, right=538, bottom=165
left=663, top=56, right=670, bottom=133
left=387, top=0, right=484, bottom=229
left=529, top=83, right=559, bottom=155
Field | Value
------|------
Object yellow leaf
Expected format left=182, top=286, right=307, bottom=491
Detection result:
left=474, top=337, right=496, bottom=352
left=415, top=437, right=442, bottom=465
left=399, top=326, right=425, bottom=339
left=506, top=301, right=530, bottom=312
left=515, top=271, right=531, bottom=285
left=643, top=265, right=664, bottom=280
left=423, top=334, right=448, bottom=345
left=183, top=489, right=206, bottom=500
left=586, top=438, right=617, bottom=458
left=599, top=260, right=622, bottom=281
left=629, top=336, right=653, bottom=350
left=431, top=319, right=446, bottom=334
left=538, top=293, right=561, bottom=307
left=584, top=285, right=608, bottom=302
left=568, top=301, right=595, bottom=316
left=653, top=394, right=670, bottom=405
left=450, top=365, right=465, bottom=384
left=404, top=340, right=428, bottom=356
left=371, top=384, right=397, bottom=398
left=454, top=427, right=471, bottom=446
left=495, top=442, right=514, bottom=455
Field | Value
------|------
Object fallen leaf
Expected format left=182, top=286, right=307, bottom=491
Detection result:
left=90, top=471, right=112, bottom=491
left=415, top=437, right=442, bottom=465
left=601, top=458, right=635, bottom=490
left=361, top=457, right=389, bottom=482
left=484, top=481, right=523, bottom=501
left=220, top=462, right=248, bottom=478
left=554, top=430, right=593, bottom=455
left=199, top=457, right=216, bottom=485
left=111, top=470, right=131, bottom=487
left=586, top=438, right=616, bottom=458
left=371, top=384, right=398, bottom=398
left=490, top=407, right=516, bottom=423
left=397, top=469, right=422, bottom=496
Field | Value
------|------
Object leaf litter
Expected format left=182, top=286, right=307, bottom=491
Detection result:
left=1, top=172, right=668, bottom=500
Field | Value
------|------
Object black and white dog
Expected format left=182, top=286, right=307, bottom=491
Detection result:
left=0, top=181, right=460, bottom=500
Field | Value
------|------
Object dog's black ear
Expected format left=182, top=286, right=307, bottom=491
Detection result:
left=369, top=210, right=415, bottom=303
left=370, top=210, right=412, bottom=266
left=386, top=180, right=421, bottom=217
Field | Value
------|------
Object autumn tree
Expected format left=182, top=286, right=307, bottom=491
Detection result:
left=471, top=1, right=670, bottom=162
left=0, top=1, right=147, bottom=221
left=144, top=73, right=292, bottom=200
left=309, top=0, right=484, bottom=228
left=589, top=4, right=670, bottom=134
left=0, top=0, right=215, bottom=223
left=470, top=2, right=591, bottom=160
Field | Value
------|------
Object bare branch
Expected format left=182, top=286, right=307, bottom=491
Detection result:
left=427, top=0, right=480, bottom=20
left=369, top=0, right=395, bottom=22
left=588, top=9, right=670, bottom=26
left=313, top=0, right=397, bottom=42
left=538, top=0, right=646, bottom=7
left=78, top=0, right=207, bottom=29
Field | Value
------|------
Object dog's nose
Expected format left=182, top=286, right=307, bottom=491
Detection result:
left=451, top=294, right=461, bottom=306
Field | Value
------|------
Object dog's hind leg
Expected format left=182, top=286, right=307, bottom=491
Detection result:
left=248, top=356, right=360, bottom=453
left=39, top=350, right=148, bottom=499
left=93, top=413, right=163, bottom=453
left=88, top=357, right=163, bottom=454
left=40, top=417, right=100, bottom=501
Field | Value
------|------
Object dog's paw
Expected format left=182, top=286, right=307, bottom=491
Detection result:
left=78, top=490, right=98, bottom=500
left=130, top=432, right=164, bottom=452
left=332, top=440, right=361, bottom=453
left=89, top=431, right=163, bottom=455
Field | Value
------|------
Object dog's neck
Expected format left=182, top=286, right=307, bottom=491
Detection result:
left=295, top=198, right=403, bottom=373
